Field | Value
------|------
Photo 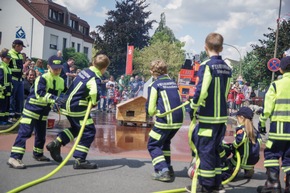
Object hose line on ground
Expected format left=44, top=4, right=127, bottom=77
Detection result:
left=0, top=118, right=21, bottom=134
left=7, top=101, right=92, bottom=193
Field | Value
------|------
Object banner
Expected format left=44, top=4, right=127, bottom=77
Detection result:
left=125, top=45, right=134, bottom=75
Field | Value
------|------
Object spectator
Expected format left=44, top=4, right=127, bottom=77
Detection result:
left=114, top=86, right=121, bottom=107
left=227, top=85, right=236, bottom=115
left=107, top=84, right=115, bottom=113
left=235, top=88, right=245, bottom=110
left=138, top=76, right=145, bottom=96
left=97, top=75, right=108, bottom=112
left=67, top=65, right=77, bottom=88
left=23, top=69, right=36, bottom=99
left=129, top=75, right=141, bottom=98
left=34, top=59, right=45, bottom=76
left=121, top=86, right=130, bottom=102
left=22, top=58, right=31, bottom=75
left=118, top=75, right=125, bottom=94
left=60, top=57, right=75, bottom=89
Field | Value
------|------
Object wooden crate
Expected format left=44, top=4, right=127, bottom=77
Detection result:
left=116, top=96, right=148, bottom=123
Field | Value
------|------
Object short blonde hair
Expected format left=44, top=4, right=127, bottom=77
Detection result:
left=150, top=60, right=168, bottom=77
left=205, top=32, right=224, bottom=52
left=93, top=54, right=110, bottom=70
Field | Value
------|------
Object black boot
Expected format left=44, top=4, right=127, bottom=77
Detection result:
left=46, top=139, right=63, bottom=163
left=257, top=169, right=281, bottom=193
left=285, top=173, right=290, bottom=193
left=73, top=158, right=98, bottom=169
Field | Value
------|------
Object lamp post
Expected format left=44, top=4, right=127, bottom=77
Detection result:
left=223, top=43, right=242, bottom=76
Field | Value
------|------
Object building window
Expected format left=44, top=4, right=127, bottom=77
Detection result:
left=83, top=47, right=88, bottom=56
left=49, top=9, right=64, bottom=23
left=77, top=43, right=80, bottom=52
left=50, top=34, right=58, bottom=50
left=70, top=20, right=78, bottom=30
left=63, top=38, right=67, bottom=49
left=0, top=32, right=2, bottom=45
left=71, top=42, right=75, bottom=48
left=79, top=25, right=84, bottom=33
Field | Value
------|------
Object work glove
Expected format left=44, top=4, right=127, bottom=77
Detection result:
left=258, top=121, right=266, bottom=135
left=55, top=97, right=66, bottom=106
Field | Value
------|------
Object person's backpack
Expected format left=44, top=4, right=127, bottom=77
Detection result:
left=250, top=91, right=256, bottom=98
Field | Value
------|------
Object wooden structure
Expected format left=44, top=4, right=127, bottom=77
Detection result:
left=116, top=96, right=152, bottom=127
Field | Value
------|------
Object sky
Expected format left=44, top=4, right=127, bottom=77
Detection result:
left=53, top=0, right=290, bottom=61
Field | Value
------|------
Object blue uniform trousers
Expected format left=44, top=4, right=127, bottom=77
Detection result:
left=9, top=80, right=24, bottom=118
left=58, top=115, right=96, bottom=160
left=147, top=126, right=179, bottom=172
left=0, top=96, right=10, bottom=122
left=191, top=122, right=226, bottom=187
left=10, top=115, right=47, bottom=159
left=264, top=121, right=290, bottom=174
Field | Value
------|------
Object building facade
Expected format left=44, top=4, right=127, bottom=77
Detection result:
left=0, top=0, right=94, bottom=61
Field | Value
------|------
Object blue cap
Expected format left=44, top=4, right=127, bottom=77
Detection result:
left=12, top=39, right=26, bottom=47
left=0, top=50, right=11, bottom=59
left=280, top=56, right=290, bottom=70
left=48, top=55, right=63, bottom=69
left=232, top=106, right=253, bottom=119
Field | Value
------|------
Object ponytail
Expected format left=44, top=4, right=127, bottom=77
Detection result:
left=244, top=119, right=256, bottom=144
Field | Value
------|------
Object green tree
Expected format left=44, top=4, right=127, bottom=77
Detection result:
left=93, top=0, right=155, bottom=77
left=240, top=19, right=290, bottom=88
left=63, top=48, right=89, bottom=69
left=133, top=13, right=185, bottom=80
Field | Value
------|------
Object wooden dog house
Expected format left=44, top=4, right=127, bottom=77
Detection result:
left=116, top=96, right=152, bottom=126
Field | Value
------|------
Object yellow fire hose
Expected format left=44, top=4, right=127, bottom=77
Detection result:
left=153, top=107, right=241, bottom=193
left=0, top=118, right=21, bottom=134
left=7, top=101, right=92, bottom=193
left=156, top=101, right=189, bottom=118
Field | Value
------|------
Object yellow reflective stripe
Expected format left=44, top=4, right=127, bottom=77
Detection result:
left=264, top=159, right=279, bottom=167
left=42, top=116, right=48, bottom=121
left=268, top=133, right=290, bottom=140
left=79, top=100, right=88, bottom=106
left=23, top=109, right=40, bottom=119
left=160, top=90, right=172, bottom=124
left=198, top=116, right=228, bottom=123
left=60, top=109, right=87, bottom=117
left=198, top=128, right=212, bottom=137
left=265, top=140, right=273, bottom=148
left=148, top=87, right=158, bottom=116
left=241, top=164, right=254, bottom=170
left=219, top=150, right=226, bottom=158
left=11, top=69, right=22, bottom=72
left=154, top=121, right=182, bottom=129
left=163, top=150, right=170, bottom=157
left=66, top=82, right=83, bottom=112
left=63, top=129, right=74, bottom=141
left=76, top=145, right=89, bottom=153
left=11, top=146, right=25, bottom=154
left=20, top=117, right=32, bottom=124
left=12, top=76, right=21, bottom=81
left=80, top=118, right=94, bottom=126
left=152, top=155, right=165, bottom=166
left=215, top=167, right=222, bottom=174
left=149, top=130, right=161, bottom=141
left=29, top=98, right=48, bottom=106
left=198, top=169, right=216, bottom=177
left=33, top=147, right=43, bottom=153
left=282, top=166, right=290, bottom=173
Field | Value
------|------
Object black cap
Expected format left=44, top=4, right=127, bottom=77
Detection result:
left=232, top=106, right=253, bottom=119
left=280, top=56, right=290, bottom=70
left=12, top=39, right=26, bottom=47
left=48, top=55, right=63, bottom=69
left=0, top=50, right=11, bottom=59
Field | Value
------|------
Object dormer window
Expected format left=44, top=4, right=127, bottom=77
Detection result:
left=49, top=8, right=64, bottom=23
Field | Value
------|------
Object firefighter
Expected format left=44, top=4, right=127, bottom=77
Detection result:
left=8, top=40, right=25, bottom=121
left=7, top=55, right=64, bottom=169
left=187, top=32, right=232, bottom=193
left=146, top=60, right=185, bottom=182
left=46, top=54, right=110, bottom=169
left=257, top=56, right=290, bottom=193
left=0, top=49, right=13, bottom=125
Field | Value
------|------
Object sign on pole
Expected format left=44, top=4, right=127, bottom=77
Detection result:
left=267, top=58, right=280, bottom=72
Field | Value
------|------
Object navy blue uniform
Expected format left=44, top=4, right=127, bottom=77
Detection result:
left=10, top=71, right=64, bottom=159
left=58, top=66, right=102, bottom=160
left=190, top=56, right=232, bottom=187
left=146, top=75, right=185, bottom=172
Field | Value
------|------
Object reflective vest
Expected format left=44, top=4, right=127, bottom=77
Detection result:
left=146, top=75, right=185, bottom=129
left=60, top=66, right=102, bottom=117
left=260, top=72, right=290, bottom=123
left=192, top=55, right=232, bottom=124
left=24, top=71, right=64, bottom=120
left=8, top=49, right=23, bottom=81
left=0, top=61, right=12, bottom=98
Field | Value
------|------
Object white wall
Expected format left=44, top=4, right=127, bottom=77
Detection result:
left=0, top=0, right=93, bottom=62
